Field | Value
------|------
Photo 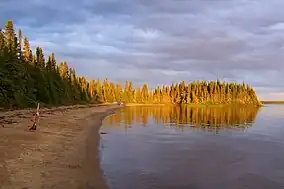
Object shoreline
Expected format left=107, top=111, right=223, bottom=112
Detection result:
left=124, top=103, right=263, bottom=107
left=83, top=107, right=121, bottom=189
left=0, top=104, right=122, bottom=189
left=125, top=103, right=166, bottom=107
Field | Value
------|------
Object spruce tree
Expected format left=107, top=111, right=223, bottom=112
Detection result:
left=23, top=36, right=31, bottom=62
left=4, top=20, right=16, bottom=53
left=0, top=28, right=5, bottom=56
left=18, top=29, right=22, bottom=60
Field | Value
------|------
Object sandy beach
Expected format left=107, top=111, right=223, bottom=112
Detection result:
left=0, top=104, right=122, bottom=189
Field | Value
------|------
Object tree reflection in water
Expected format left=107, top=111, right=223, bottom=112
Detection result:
left=103, top=105, right=261, bottom=133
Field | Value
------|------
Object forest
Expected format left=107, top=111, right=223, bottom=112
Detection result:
left=0, top=20, right=261, bottom=109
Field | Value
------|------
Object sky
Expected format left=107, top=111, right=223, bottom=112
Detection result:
left=1, top=0, right=284, bottom=100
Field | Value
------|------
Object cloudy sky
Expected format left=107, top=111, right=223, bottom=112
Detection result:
left=1, top=0, right=284, bottom=100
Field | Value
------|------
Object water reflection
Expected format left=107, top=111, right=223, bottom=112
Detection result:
left=104, top=105, right=261, bottom=132
left=100, top=105, right=284, bottom=189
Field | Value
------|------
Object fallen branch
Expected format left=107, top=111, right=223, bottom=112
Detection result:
left=29, top=103, right=40, bottom=131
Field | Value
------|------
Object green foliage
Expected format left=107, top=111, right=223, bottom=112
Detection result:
left=0, top=20, right=99, bottom=109
left=89, top=79, right=261, bottom=106
left=96, top=81, right=261, bottom=106
left=0, top=20, right=262, bottom=109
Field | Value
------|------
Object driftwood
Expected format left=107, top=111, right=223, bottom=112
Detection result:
left=29, top=103, right=40, bottom=131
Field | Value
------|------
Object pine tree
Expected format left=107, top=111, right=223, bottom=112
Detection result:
left=0, top=28, right=5, bottom=56
left=59, top=61, right=69, bottom=79
left=23, top=36, right=31, bottom=62
left=50, top=52, right=56, bottom=71
left=18, top=29, right=22, bottom=59
left=4, top=20, right=16, bottom=53
left=114, top=83, right=123, bottom=102
left=135, top=87, right=142, bottom=103
left=39, top=48, right=45, bottom=70
left=141, top=84, right=149, bottom=103
left=35, top=47, right=45, bottom=70
left=128, top=81, right=134, bottom=103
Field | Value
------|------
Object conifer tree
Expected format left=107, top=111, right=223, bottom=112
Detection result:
left=59, top=61, right=69, bottom=79
left=4, top=20, right=16, bottom=53
left=35, top=47, right=45, bottom=70
left=18, top=29, right=22, bottom=59
left=50, top=52, right=56, bottom=71
left=0, top=19, right=262, bottom=109
left=0, top=29, right=5, bottom=56
left=141, top=84, right=149, bottom=103
left=23, top=36, right=31, bottom=62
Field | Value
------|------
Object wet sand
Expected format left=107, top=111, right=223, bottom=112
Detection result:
left=0, top=104, right=122, bottom=189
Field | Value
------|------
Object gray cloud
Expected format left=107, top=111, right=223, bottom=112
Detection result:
left=1, top=0, right=284, bottom=100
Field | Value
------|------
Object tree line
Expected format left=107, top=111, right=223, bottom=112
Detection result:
left=0, top=20, right=261, bottom=109
left=0, top=20, right=94, bottom=108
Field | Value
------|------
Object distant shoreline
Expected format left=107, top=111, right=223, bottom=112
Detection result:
left=125, top=103, right=166, bottom=107
left=124, top=103, right=263, bottom=107
left=261, top=101, right=284, bottom=104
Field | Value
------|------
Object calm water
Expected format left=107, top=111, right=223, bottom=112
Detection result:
left=100, top=105, right=284, bottom=189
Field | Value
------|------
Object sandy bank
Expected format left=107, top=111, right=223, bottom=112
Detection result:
left=0, top=104, right=122, bottom=189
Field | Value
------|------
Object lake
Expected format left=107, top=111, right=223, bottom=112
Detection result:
left=100, top=105, right=284, bottom=189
